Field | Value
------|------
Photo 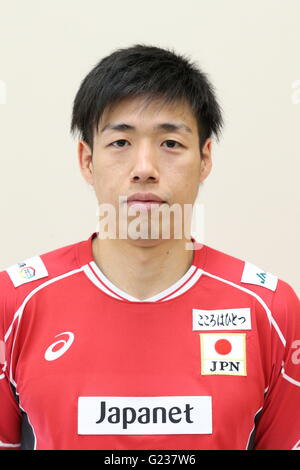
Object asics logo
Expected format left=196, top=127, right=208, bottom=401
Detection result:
left=44, top=332, right=74, bottom=361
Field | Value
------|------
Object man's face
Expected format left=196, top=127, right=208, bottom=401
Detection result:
left=79, top=96, right=212, bottom=243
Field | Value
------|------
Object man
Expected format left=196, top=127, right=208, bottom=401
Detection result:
left=0, top=44, right=299, bottom=450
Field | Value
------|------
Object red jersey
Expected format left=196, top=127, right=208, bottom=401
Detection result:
left=0, top=232, right=299, bottom=450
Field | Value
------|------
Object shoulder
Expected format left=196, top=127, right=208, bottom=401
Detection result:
left=0, top=237, right=85, bottom=324
left=200, top=244, right=278, bottom=292
left=198, top=243, right=299, bottom=323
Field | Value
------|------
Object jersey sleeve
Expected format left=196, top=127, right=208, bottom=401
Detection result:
left=253, top=280, right=300, bottom=450
left=0, top=272, right=22, bottom=450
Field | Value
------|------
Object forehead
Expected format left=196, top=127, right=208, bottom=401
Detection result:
left=97, top=96, right=198, bottom=133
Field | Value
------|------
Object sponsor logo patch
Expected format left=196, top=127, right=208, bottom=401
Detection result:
left=200, top=333, right=247, bottom=376
left=241, top=262, right=278, bottom=291
left=78, top=396, right=212, bottom=435
left=6, top=256, right=48, bottom=287
left=192, top=308, right=251, bottom=331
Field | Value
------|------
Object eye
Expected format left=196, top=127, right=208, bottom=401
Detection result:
left=110, top=139, right=130, bottom=148
left=162, top=140, right=182, bottom=149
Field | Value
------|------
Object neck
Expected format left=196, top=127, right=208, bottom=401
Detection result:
left=92, top=236, right=194, bottom=300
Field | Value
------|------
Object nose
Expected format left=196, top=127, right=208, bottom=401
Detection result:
left=129, top=142, right=160, bottom=183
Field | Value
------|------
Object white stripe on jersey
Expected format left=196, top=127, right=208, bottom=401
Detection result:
left=88, top=261, right=199, bottom=302
left=159, top=268, right=203, bottom=301
left=84, top=264, right=125, bottom=300
left=281, top=365, right=300, bottom=387
left=4, top=267, right=85, bottom=343
left=5, top=267, right=85, bottom=386
left=0, top=440, right=21, bottom=447
left=201, top=269, right=286, bottom=347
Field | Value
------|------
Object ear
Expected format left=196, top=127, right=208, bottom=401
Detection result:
left=78, top=141, right=94, bottom=186
left=199, top=138, right=212, bottom=183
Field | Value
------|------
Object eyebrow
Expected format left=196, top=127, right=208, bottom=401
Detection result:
left=100, top=122, right=193, bottom=134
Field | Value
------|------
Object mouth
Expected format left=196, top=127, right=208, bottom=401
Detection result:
left=127, top=200, right=165, bottom=210
left=126, top=193, right=166, bottom=209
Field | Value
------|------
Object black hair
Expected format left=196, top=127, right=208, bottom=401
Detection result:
left=70, top=44, right=224, bottom=155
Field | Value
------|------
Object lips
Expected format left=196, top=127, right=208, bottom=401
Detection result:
left=125, top=192, right=166, bottom=210
left=126, top=193, right=165, bottom=203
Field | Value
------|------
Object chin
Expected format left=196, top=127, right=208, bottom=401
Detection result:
left=126, top=236, right=168, bottom=248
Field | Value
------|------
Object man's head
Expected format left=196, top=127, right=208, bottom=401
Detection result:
left=71, top=44, right=224, bottom=156
left=71, top=45, right=224, bottom=243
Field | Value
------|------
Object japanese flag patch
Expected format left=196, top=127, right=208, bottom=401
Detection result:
left=6, top=256, right=48, bottom=287
left=200, top=333, right=247, bottom=376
